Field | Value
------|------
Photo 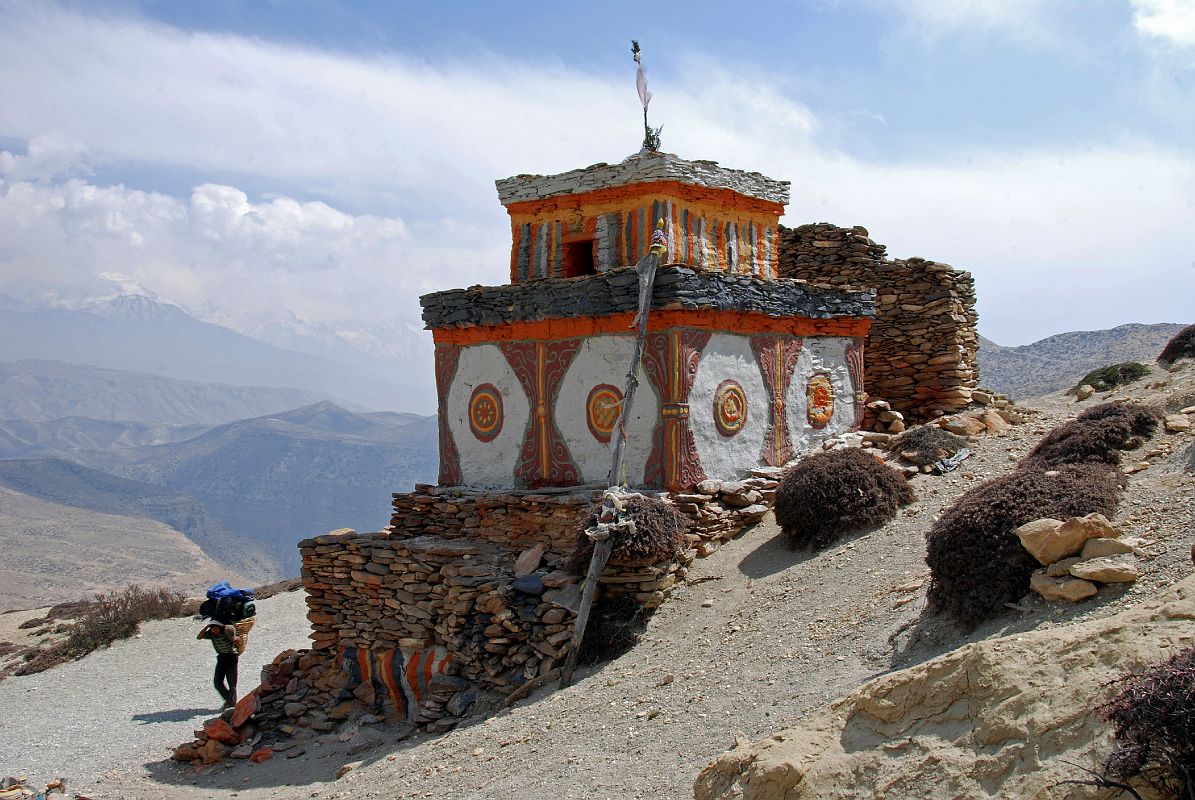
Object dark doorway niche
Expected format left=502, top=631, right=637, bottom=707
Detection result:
left=562, top=240, right=596, bottom=278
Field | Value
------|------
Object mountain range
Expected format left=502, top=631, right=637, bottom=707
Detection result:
left=0, top=294, right=435, bottom=414
left=977, top=322, right=1186, bottom=399
left=0, top=399, right=438, bottom=582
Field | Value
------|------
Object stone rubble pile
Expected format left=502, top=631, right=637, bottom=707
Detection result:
left=0, top=776, right=67, bottom=799
left=1018, top=513, right=1143, bottom=602
left=778, top=222, right=980, bottom=420
left=672, top=472, right=778, bottom=557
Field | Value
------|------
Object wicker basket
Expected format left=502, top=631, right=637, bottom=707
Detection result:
left=233, top=617, right=256, bottom=655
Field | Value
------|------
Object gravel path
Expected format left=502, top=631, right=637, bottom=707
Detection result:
left=0, top=590, right=311, bottom=794
left=4, top=365, right=1192, bottom=800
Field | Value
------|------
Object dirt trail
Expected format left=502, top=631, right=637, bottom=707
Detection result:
left=5, top=366, right=1193, bottom=800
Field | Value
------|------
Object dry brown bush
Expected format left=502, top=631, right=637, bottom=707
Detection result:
left=1158, top=324, right=1195, bottom=368
left=1020, top=403, right=1161, bottom=469
left=891, top=425, right=968, bottom=467
left=925, top=463, right=1123, bottom=628
left=566, top=494, right=689, bottom=573
left=775, top=448, right=914, bottom=550
left=1100, top=645, right=1195, bottom=799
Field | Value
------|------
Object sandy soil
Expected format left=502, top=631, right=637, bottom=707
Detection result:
left=2, top=363, right=1192, bottom=800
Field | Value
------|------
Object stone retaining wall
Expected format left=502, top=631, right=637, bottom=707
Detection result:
left=778, top=223, right=979, bottom=419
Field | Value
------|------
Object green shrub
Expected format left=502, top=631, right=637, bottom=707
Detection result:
left=1100, top=646, right=1195, bottom=799
left=1021, top=403, right=1161, bottom=469
left=1158, top=324, right=1195, bottom=368
left=890, top=425, right=968, bottom=467
left=566, top=494, right=688, bottom=573
left=1073, top=362, right=1151, bottom=393
left=775, top=448, right=914, bottom=550
left=925, top=463, right=1123, bottom=628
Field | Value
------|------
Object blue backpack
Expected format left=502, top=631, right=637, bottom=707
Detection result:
left=203, top=581, right=256, bottom=623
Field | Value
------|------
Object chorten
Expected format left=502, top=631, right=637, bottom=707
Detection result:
left=420, top=152, right=875, bottom=491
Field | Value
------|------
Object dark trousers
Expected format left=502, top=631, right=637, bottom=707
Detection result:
left=214, top=653, right=239, bottom=705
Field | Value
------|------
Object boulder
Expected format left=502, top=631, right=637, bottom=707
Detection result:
left=1164, top=414, right=1191, bottom=433
left=230, top=690, right=259, bottom=728
left=1029, top=571, right=1098, bottom=602
left=249, top=748, right=273, bottom=763
left=1076, top=384, right=1095, bottom=400
left=202, top=718, right=241, bottom=746
left=513, top=544, right=545, bottom=578
left=695, top=576, right=1195, bottom=800
left=1069, top=557, right=1139, bottom=584
left=1045, top=557, right=1082, bottom=578
left=1080, top=537, right=1134, bottom=560
left=939, top=416, right=985, bottom=436
left=1016, top=515, right=1120, bottom=566
left=978, top=411, right=1010, bottom=434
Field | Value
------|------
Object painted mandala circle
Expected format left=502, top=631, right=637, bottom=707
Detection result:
left=714, top=379, right=748, bottom=437
left=586, top=384, right=623, bottom=443
left=468, top=383, right=503, bottom=442
left=807, top=374, right=835, bottom=428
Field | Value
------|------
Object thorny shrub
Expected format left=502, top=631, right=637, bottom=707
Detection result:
left=890, top=425, right=969, bottom=468
left=13, top=584, right=187, bottom=676
left=1073, top=362, right=1151, bottom=394
left=925, top=462, right=1123, bottom=628
left=1020, top=403, right=1162, bottom=469
left=775, top=448, right=914, bottom=550
left=1158, top=324, right=1195, bottom=368
left=567, top=494, right=689, bottom=573
left=1100, top=646, right=1195, bottom=800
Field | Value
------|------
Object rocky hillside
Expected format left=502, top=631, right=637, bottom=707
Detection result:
left=16, top=358, right=1182, bottom=800
left=0, top=485, right=250, bottom=609
left=80, top=402, right=439, bottom=573
left=978, top=322, right=1185, bottom=399
left=0, top=458, right=280, bottom=581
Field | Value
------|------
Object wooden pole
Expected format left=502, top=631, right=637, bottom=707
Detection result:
left=560, top=237, right=662, bottom=689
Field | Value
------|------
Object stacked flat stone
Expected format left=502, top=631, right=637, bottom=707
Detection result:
left=778, top=223, right=980, bottom=420
left=421, top=266, right=875, bottom=330
left=389, top=487, right=601, bottom=554
left=495, top=151, right=790, bottom=206
left=673, top=473, right=777, bottom=556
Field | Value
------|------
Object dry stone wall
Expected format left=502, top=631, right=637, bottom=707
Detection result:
left=778, top=223, right=979, bottom=419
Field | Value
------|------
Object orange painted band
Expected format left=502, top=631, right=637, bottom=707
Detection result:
left=431, top=310, right=872, bottom=346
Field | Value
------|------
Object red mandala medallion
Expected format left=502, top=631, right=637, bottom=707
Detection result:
left=468, top=384, right=503, bottom=442
left=586, top=384, right=623, bottom=443
left=714, top=379, right=748, bottom=437
left=807, top=374, right=834, bottom=428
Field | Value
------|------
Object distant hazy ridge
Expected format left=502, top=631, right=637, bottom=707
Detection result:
left=977, top=322, right=1186, bottom=399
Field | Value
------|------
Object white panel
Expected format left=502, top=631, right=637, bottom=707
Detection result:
left=555, top=335, right=659, bottom=485
left=786, top=336, right=856, bottom=456
left=446, top=344, right=531, bottom=488
left=689, top=333, right=768, bottom=480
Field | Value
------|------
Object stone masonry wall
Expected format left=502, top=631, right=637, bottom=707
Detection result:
left=778, top=223, right=979, bottom=419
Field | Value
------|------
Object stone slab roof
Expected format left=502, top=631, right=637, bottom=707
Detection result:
left=420, top=267, right=873, bottom=329
left=495, top=152, right=791, bottom=207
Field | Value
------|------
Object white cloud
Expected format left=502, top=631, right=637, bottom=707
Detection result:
left=866, top=0, right=1073, bottom=48
left=1132, top=0, right=1195, bottom=47
left=0, top=3, right=1191, bottom=349
left=0, top=175, right=507, bottom=327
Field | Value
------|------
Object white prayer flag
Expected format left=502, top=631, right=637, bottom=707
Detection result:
left=636, top=62, right=652, bottom=111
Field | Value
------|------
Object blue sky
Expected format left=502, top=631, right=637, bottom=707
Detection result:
left=0, top=0, right=1192, bottom=347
